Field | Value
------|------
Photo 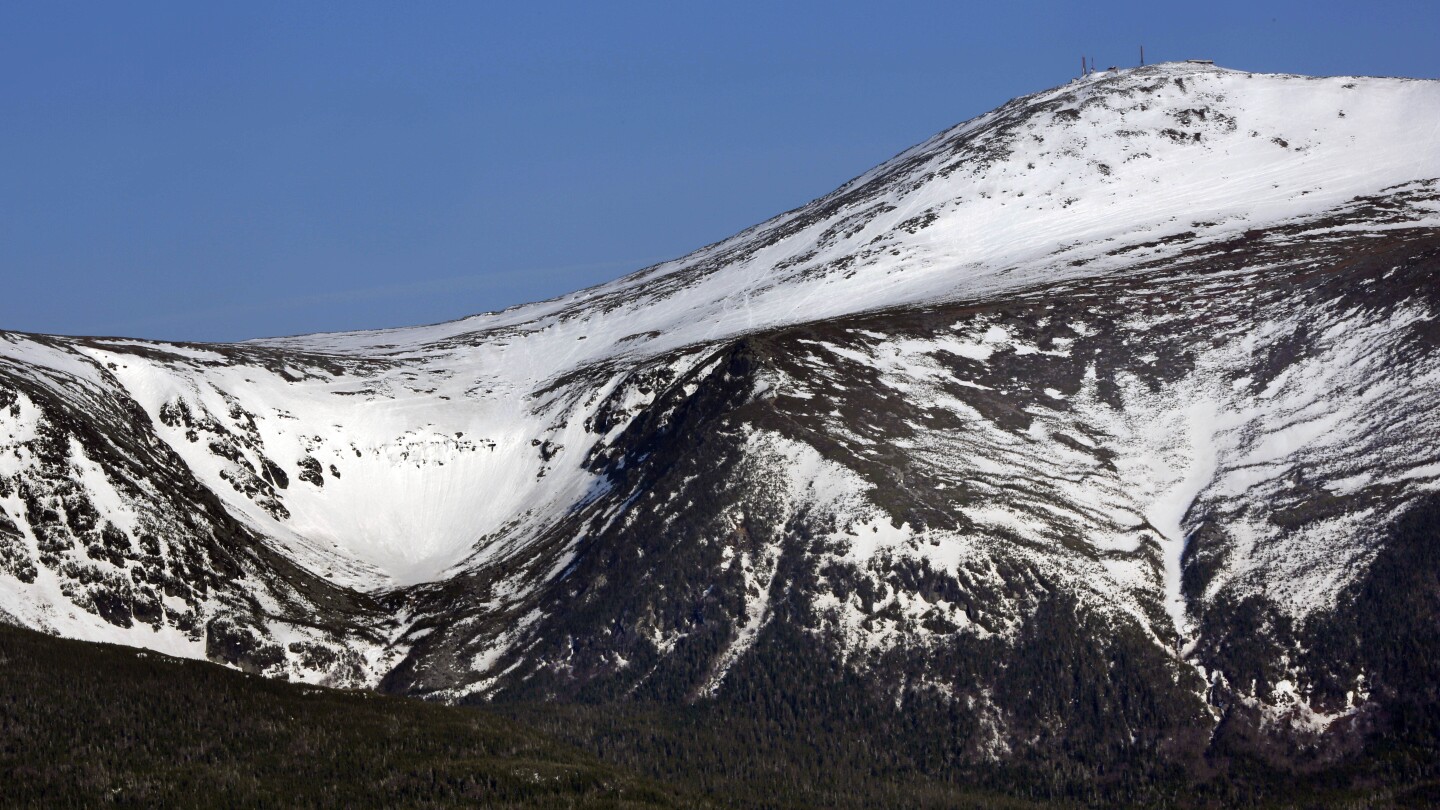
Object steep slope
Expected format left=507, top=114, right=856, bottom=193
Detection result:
left=3, top=62, right=1440, bottom=784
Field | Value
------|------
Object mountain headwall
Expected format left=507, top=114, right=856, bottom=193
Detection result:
left=3, top=62, right=1440, bottom=784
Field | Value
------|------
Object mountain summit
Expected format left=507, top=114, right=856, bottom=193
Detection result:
left=3, top=63, right=1440, bottom=784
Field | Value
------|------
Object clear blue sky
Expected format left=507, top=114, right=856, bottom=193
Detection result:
left=3, top=1, right=1436, bottom=341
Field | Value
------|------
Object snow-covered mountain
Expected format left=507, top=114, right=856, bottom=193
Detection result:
left=3, top=62, right=1440, bottom=771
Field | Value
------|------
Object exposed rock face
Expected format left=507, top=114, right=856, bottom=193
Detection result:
left=3, top=62, right=1440, bottom=776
